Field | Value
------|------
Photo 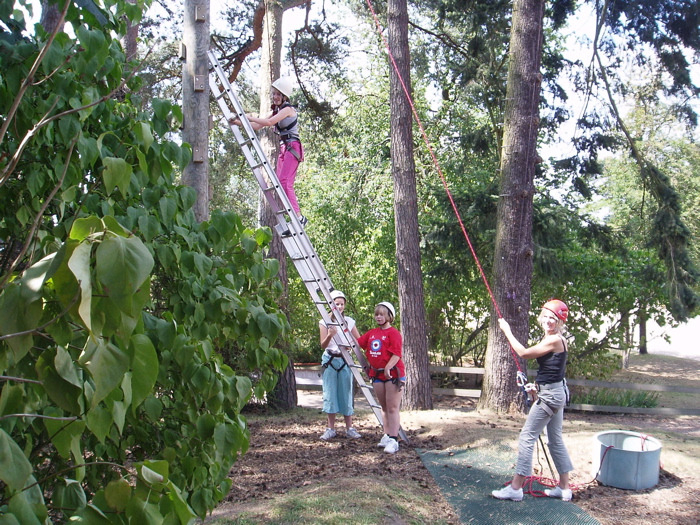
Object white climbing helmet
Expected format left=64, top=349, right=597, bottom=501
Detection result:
left=377, top=301, right=395, bottom=319
left=330, top=290, right=346, bottom=302
left=271, top=77, right=294, bottom=98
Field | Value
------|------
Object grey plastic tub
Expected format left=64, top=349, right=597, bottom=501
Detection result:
left=593, top=430, right=662, bottom=490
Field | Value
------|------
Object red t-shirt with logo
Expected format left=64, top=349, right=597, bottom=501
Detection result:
left=357, top=327, right=405, bottom=380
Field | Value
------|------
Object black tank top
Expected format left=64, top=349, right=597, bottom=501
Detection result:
left=536, top=336, right=567, bottom=384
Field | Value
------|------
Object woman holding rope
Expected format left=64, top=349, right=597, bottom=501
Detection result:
left=492, top=299, right=574, bottom=502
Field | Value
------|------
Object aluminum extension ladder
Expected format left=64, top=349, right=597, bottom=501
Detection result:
left=207, top=51, right=407, bottom=443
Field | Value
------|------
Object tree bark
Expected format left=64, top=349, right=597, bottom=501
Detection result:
left=387, top=0, right=432, bottom=409
left=181, top=0, right=211, bottom=222
left=124, top=0, right=139, bottom=62
left=638, top=307, right=648, bottom=355
left=258, top=0, right=296, bottom=410
left=479, top=0, right=545, bottom=413
left=40, top=0, right=64, bottom=33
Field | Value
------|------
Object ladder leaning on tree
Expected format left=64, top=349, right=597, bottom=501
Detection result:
left=207, top=50, right=408, bottom=444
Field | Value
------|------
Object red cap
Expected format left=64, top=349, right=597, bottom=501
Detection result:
left=542, top=299, right=568, bottom=321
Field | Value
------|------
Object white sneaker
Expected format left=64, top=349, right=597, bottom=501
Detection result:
left=320, top=428, right=336, bottom=441
left=383, top=438, right=399, bottom=454
left=492, top=485, right=523, bottom=501
left=545, top=486, right=572, bottom=501
left=346, top=427, right=361, bottom=439
left=377, top=434, right=391, bottom=448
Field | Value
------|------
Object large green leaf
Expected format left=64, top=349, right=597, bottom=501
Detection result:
left=0, top=512, right=22, bottom=524
left=86, top=405, right=112, bottom=444
left=158, top=195, right=177, bottom=228
left=19, top=252, right=57, bottom=301
left=193, top=253, right=213, bottom=278
left=7, top=492, right=41, bottom=525
left=95, top=233, right=154, bottom=314
left=55, top=345, right=83, bottom=388
left=67, top=241, right=93, bottom=332
left=53, top=479, right=87, bottom=517
left=43, top=409, right=85, bottom=459
left=0, top=283, right=42, bottom=362
left=79, top=339, right=130, bottom=409
left=165, top=480, right=197, bottom=525
left=138, top=215, right=162, bottom=242
left=69, top=216, right=104, bottom=241
left=129, top=334, right=158, bottom=413
left=196, top=413, right=216, bottom=440
left=0, top=283, right=32, bottom=361
left=37, top=351, right=84, bottom=414
left=125, top=497, right=164, bottom=525
left=134, top=122, right=154, bottom=151
left=0, top=429, right=32, bottom=491
left=105, top=478, right=131, bottom=512
left=0, top=384, right=25, bottom=433
left=102, top=157, right=133, bottom=197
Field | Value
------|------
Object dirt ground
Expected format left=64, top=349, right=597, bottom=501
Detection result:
left=211, top=354, right=700, bottom=525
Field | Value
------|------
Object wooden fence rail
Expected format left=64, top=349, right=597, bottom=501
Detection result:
left=295, top=364, right=700, bottom=416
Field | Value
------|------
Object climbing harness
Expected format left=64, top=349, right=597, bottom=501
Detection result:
left=274, top=102, right=302, bottom=161
left=517, top=371, right=538, bottom=407
left=323, top=353, right=348, bottom=372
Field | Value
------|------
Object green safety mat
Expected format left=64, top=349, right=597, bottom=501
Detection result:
left=418, top=442, right=599, bottom=525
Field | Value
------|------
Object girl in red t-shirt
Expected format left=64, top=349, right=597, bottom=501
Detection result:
left=357, top=302, right=405, bottom=454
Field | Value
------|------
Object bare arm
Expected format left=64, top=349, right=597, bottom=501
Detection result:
left=248, top=106, right=295, bottom=127
left=229, top=106, right=294, bottom=130
left=498, top=318, right=564, bottom=359
left=320, top=324, right=337, bottom=350
left=385, top=354, right=400, bottom=371
left=228, top=115, right=265, bottom=131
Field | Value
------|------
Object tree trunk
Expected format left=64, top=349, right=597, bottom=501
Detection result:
left=268, top=356, right=297, bottom=410
left=181, top=0, right=211, bottom=222
left=124, top=0, right=139, bottom=62
left=40, top=0, right=64, bottom=33
left=258, top=0, right=296, bottom=410
left=387, top=0, right=432, bottom=410
left=479, top=0, right=545, bottom=413
left=638, top=307, right=648, bottom=355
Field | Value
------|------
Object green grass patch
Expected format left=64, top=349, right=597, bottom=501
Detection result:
left=571, top=387, right=659, bottom=407
left=207, top=477, right=452, bottom=525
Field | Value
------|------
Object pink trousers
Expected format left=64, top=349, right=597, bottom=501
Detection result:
left=278, top=141, right=304, bottom=214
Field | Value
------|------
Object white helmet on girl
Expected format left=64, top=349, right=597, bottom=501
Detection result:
left=330, top=290, right=346, bottom=301
left=377, top=301, right=395, bottom=319
left=272, top=77, right=294, bottom=98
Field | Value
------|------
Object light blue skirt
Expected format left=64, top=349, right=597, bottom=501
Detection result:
left=321, top=355, right=354, bottom=416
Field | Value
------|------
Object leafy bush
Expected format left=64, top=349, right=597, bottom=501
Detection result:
left=0, top=0, right=287, bottom=521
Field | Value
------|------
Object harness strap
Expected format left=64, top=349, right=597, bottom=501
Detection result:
left=323, top=355, right=347, bottom=372
left=282, top=140, right=301, bottom=161
left=536, top=398, right=557, bottom=417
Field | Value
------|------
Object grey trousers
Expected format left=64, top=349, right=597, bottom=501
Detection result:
left=515, top=386, right=574, bottom=477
